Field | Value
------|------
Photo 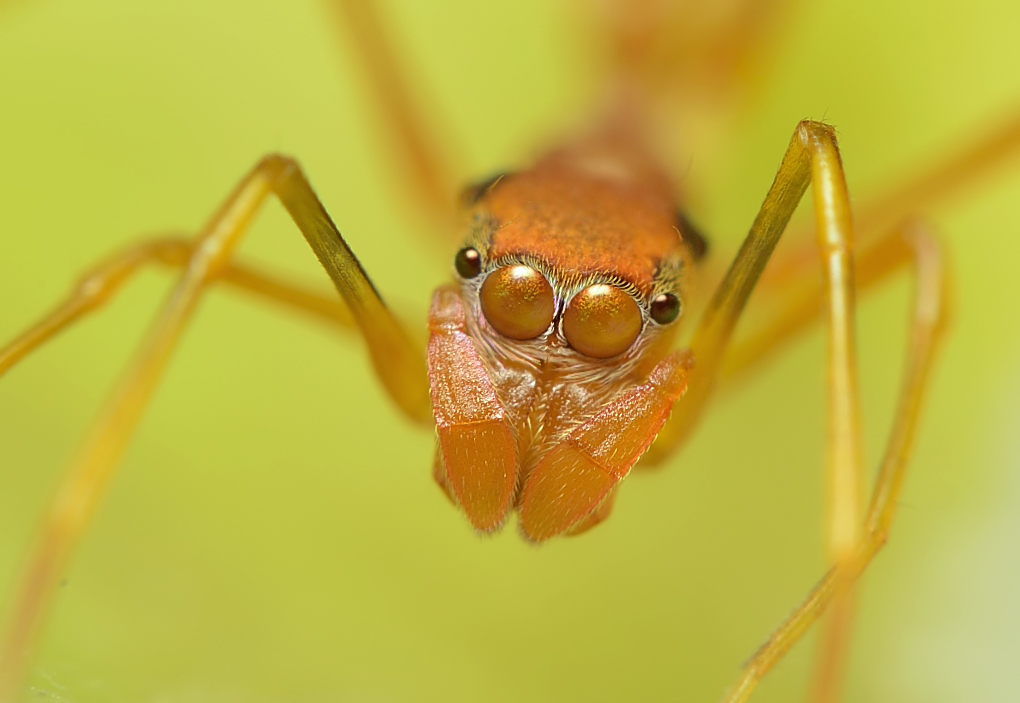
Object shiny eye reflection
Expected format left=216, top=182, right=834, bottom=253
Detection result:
left=480, top=265, right=555, bottom=340
left=563, top=284, right=642, bottom=358
left=454, top=247, right=482, bottom=278
left=650, top=292, right=681, bottom=324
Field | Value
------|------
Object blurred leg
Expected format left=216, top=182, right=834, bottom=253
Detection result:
left=325, top=0, right=464, bottom=223
left=0, top=155, right=430, bottom=700
left=0, top=236, right=355, bottom=379
left=588, top=0, right=792, bottom=101
left=719, top=218, right=944, bottom=383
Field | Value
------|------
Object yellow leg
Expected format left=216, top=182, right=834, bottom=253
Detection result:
left=721, top=108, right=1014, bottom=381
left=804, top=132, right=864, bottom=703
left=713, top=219, right=949, bottom=703
left=721, top=223, right=947, bottom=703
left=637, top=120, right=943, bottom=702
left=0, top=155, right=430, bottom=701
left=647, top=121, right=824, bottom=461
left=0, top=236, right=355, bottom=379
left=756, top=108, right=1020, bottom=303
left=719, top=225, right=918, bottom=384
left=801, top=123, right=865, bottom=579
left=644, top=107, right=1020, bottom=449
left=325, top=0, right=463, bottom=223
left=810, top=593, right=857, bottom=703
left=699, top=123, right=864, bottom=703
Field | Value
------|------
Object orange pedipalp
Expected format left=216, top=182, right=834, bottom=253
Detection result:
left=427, top=287, right=518, bottom=532
left=519, top=350, right=693, bottom=541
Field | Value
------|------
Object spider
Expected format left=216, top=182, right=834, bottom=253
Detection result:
left=2, top=1, right=1019, bottom=701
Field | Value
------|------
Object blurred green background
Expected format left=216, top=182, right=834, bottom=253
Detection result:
left=1, top=1, right=1019, bottom=701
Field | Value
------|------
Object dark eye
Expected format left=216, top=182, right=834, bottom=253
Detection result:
left=650, top=293, right=681, bottom=325
left=454, top=247, right=482, bottom=278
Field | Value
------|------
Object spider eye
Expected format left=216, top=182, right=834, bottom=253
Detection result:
left=454, top=247, right=482, bottom=278
left=480, top=265, right=555, bottom=340
left=650, top=292, right=681, bottom=325
left=563, top=284, right=642, bottom=358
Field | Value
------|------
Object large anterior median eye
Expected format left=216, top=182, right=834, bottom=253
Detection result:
left=480, top=265, right=555, bottom=340
left=563, top=284, right=642, bottom=358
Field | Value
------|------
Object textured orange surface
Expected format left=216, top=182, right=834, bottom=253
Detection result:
left=519, top=351, right=692, bottom=540
left=427, top=288, right=518, bottom=531
left=561, top=283, right=643, bottom=358
left=478, top=264, right=555, bottom=339
left=485, top=135, right=682, bottom=297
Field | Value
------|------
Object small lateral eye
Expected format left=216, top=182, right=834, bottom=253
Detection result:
left=480, top=265, right=555, bottom=340
left=454, top=247, right=482, bottom=278
left=563, top=284, right=642, bottom=359
left=650, top=292, right=681, bottom=325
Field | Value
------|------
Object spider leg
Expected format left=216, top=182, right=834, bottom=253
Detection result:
left=0, top=155, right=430, bottom=700
left=719, top=217, right=948, bottom=385
left=740, top=220, right=948, bottom=703
left=642, top=107, right=1020, bottom=446
left=719, top=110, right=1020, bottom=390
left=647, top=121, right=832, bottom=462
left=683, top=109, right=1020, bottom=400
left=589, top=0, right=791, bottom=102
left=324, top=0, right=464, bottom=223
left=758, top=107, right=1020, bottom=297
left=630, top=120, right=944, bottom=702
left=0, top=236, right=356, bottom=379
left=720, top=222, right=946, bottom=703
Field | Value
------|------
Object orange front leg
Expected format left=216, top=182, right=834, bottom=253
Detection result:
left=428, top=287, right=518, bottom=533
left=519, top=350, right=693, bottom=542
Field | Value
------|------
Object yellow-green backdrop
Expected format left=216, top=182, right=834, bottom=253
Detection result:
left=1, top=1, right=1018, bottom=701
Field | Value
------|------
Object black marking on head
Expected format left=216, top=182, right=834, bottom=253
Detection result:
left=675, top=210, right=709, bottom=262
left=459, top=213, right=499, bottom=262
left=461, top=171, right=513, bottom=206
